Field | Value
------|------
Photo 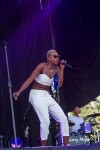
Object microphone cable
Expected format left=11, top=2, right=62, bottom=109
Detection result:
left=23, top=101, right=31, bottom=120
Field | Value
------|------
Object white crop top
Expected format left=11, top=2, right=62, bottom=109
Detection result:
left=35, top=74, right=54, bottom=86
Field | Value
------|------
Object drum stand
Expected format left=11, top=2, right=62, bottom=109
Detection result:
left=55, top=131, right=63, bottom=146
left=84, top=133, right=91, bottom=144
left=94, top=131, right=100, bottom=143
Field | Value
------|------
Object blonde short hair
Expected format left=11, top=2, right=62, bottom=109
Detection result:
left=46, top=49, right=57, bottom=59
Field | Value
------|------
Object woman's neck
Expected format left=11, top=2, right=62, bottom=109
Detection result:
left=46, top=62, right=56, bottom=74
left=46, top=62, right=55, bottom=69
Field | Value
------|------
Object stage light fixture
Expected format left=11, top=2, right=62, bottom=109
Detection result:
left=11, top=137, right=22, bottom=148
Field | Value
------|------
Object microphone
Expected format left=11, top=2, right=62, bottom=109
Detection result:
left=61, top=62, right=72, bottom=68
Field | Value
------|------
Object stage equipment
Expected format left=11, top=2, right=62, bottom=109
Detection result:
left=24, top=126, right=29, bottom=147
left=54, top=74, right=58, bottom=90
left=94, top=131, right=100, bottom=143
left=11, top=137, right=22, bottom=148
left=51, top=74, right=60, bottom=103
left=69, top=132, right=90, bottom=145
left=40, top=0, right=42, bottom=10
left=81, top=122, right=92, bottom=134
left=86, top=113, right=100, bottom=118
left=4, top=42, right=17, bottom=146
left=0, top=135, right=3, bottom=148
left=55, top=131, right=90, bottom=146
left=85, top=113, right=100, bottom=128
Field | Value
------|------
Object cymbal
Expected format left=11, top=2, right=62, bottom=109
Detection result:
left=86, top=113, right=100, bottom=118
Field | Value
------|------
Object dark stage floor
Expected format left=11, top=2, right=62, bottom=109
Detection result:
left=0, top=143, right=100, bottom=150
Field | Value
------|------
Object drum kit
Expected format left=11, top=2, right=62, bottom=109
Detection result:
left=69, top=121, right=91, bottom=146
left=56, top=113, right=100, bottom=146
left=84, top=113, right=100, bottom=144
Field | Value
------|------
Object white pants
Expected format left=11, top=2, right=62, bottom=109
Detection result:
left=29, top=89, right=69, bottom=140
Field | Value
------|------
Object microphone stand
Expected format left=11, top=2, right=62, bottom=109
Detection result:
left=40, top=0, right=43, bottom=10
left=4, top=41, right=17, bottom=147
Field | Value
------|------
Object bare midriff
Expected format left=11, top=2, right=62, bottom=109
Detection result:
left=32, top=81, right=51, bottom=91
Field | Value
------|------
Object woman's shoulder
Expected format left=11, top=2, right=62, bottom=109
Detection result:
left=36, top=62, right=46, bottom=69
left=39, top=62, right=46, bottom=66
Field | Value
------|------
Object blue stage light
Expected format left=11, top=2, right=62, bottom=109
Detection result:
left=54, top=74, right=58, bottom=90
left=11, top=137, right=22, bottom=148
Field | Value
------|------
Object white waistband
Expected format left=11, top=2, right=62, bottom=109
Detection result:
left=30, top=89, right=50, bottom=94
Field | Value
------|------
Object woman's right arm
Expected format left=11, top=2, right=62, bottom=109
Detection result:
left=13, top=63, right=45, bottom=100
